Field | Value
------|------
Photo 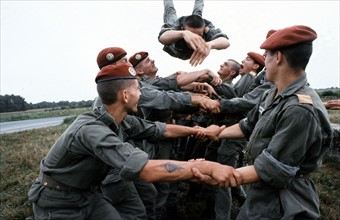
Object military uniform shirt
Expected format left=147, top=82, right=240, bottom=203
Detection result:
left=140, top=75, right=181, bottom=92
left=237, top=74, right=333, bottom=219
left=93, top=81, right=192, bottom=112
left=233, top=72, right=256, bottom=97
left=37, top=106, right=166, bottom=190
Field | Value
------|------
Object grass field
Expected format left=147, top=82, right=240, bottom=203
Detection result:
left=0, top=109, right=339, bottom=219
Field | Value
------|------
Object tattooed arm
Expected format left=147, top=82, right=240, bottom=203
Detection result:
left=138, top=159, right=242, bottom=187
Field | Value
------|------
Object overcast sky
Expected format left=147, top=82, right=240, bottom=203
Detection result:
left=1, top=0, right=339, bottom=104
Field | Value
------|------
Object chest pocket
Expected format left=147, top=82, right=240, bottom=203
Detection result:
left=247, top=108, right=277, bottom=158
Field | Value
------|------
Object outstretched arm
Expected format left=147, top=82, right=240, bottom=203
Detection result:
left=206, top=36, right=230, bottom=50
left=163, top=123, right=225, bottom=141
left=159, top=29, right=207, bottom=51
left=139, top=159, right=242, bottom=187
left=192, top=164, right=259, bottom=186
left=176, top=69, right=222, bottom=87
left=218, top=123, right=244, bottom=139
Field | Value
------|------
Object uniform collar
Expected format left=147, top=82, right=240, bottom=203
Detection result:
left=94, top=106, right=118, bottom=131
left=277, top=73, right=308, bottom=99
left=263, top=73, right=308, bottom=109
left=222, top=78, right=233, bottom=86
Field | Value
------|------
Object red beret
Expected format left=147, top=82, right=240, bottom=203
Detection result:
left=247, top=52, right=265, bottom=66
left=128, top=52, right=148, bottom=67
left=266, top=29, right=277, bottom=39
left=260, top=25, right=317, bottom=50
left=97, top=47, right=127, bottom=69
left=95, top=63, right=137, bottom=83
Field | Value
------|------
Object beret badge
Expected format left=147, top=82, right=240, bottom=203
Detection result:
left=129, top=67, right=137, bottom=76
left=106, top=53, right=114, bottom=61
left=135, top=54, right=142, bottom=60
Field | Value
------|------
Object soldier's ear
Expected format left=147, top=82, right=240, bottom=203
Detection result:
left=253, top=63, right=259, bottom=71
left=120, top=90, right=129, bottom=104
left=230, top=70, right=237, bottom=77
left=135, top=68, right=144, bottom=74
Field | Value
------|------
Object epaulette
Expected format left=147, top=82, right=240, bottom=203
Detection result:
left=295, top=94, right=313, bottom=105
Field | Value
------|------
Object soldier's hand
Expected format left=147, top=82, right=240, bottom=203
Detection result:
left=203, top=98, right=220, bottom=114
left=204, top=125, right=226, bottom=142
left=193, top=83, right=208, bottom=94
left=189, top=44, right=210, bottom=67
left=204, top=83, right=218, bottom=98
left=183, top=30, right=206, bottom=51
left=207, top=70, right=222, bottom=86
left=192, top=163, right=243, bottom=187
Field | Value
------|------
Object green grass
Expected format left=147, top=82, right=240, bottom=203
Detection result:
left=0, top=109, right=339, bottom=219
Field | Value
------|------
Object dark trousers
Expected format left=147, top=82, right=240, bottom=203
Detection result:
left=32, top=186, right=121, bottom=220
left=102, top=180, right=147, bottom=220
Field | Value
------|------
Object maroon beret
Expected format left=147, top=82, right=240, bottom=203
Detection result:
left=95, top=63, right=137, bottom=83
left=266, top=29, right=277, bottom=39
left=247, top=52, right=265, bottom=66
left=97, top=47, right=127, bottom=69
left=128, top=52, right=148, bottom=67
left=260, top=25, right=317, bottom=50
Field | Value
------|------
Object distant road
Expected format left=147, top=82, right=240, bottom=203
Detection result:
left=0, top=116, right=66, bottom=134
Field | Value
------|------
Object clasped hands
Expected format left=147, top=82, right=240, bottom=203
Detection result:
left=189, top=159, right=243, bottom=188
left=192, top=124, right=225, bottom=142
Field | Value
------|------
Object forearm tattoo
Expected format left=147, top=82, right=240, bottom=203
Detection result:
left=162, top=162, right=184, bottom=173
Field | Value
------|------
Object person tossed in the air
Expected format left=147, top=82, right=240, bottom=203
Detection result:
left=158, top=0, right=230, bottom=66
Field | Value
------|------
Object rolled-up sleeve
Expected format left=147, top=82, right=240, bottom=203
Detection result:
left=119, top=150, right=149, bottom=181
left=254, top=149, right=299, bottom=188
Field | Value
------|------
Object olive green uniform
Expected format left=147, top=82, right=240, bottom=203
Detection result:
left=237, top=75, right=333, bottom=219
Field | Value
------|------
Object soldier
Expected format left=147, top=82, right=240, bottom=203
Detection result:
left=95, top=47, right=220, bottom=219
left=195, top=25, right=333, bottom=219
left=192, top=58, right=247, bottom=219
left=129, top=51, right=222, bottom=95
left=233, top=52, right=265, bottom=97
left=94, top=47, right=221, bottom=115
left=159, top=0, right=230, bottom=66
left=27, top=63, right=241, bottom=220
left=128, top=50, right=222, bottom=219
left=219, top=31, right=278, bottom=116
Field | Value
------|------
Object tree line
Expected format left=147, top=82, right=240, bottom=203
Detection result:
left=0, top=94, right=93, bottom=113
left=1, top=88, right=339, bottom=113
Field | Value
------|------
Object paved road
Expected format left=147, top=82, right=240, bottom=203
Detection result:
left=0, top=116, right=67, bottom=134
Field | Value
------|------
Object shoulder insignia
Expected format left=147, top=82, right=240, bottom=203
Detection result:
left=296, top=94, right=313, bottom=105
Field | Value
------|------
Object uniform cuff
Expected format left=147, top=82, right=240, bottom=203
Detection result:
left=119, top=150, right=149, bottom=181
left=254, top=149, right=299, bottom=188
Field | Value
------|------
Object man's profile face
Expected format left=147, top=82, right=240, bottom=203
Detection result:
left=240, top=56, right=256, bottom=74
left=139, top=57, right=159, bottom=76
left=218, top=60, right=234, bottom=78
left=124, top=80, right=141, bottom=113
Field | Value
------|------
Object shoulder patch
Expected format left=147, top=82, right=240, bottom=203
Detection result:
left=296, top=94, right=313, bottom=105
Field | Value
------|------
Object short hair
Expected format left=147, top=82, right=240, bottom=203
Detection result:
left=228, top=59, right=241, bottom=77
left=253, top=61, right=265, bottom=74
left=268, top=43, right=313, bottom=71
left=97, top=79, right=136, bottom=105
left=183, top=15, right=205, bottom=29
